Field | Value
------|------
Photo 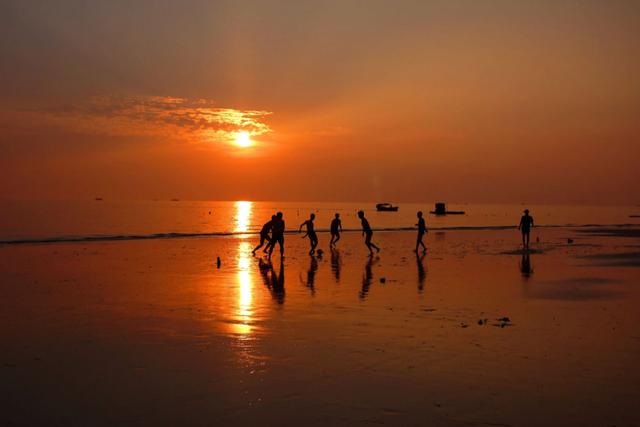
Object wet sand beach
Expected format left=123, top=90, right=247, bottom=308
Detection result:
left=2, top=227, right=639, bottom=426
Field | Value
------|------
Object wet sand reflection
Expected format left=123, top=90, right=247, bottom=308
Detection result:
left=233, top=241, right=254, bottom=335
left=304, top=256, right=318, bottom=296
left=359, top=256, right=378, bottom=300
left=416, top=252, right=427, bottom=292
left=520, top=251, right=533, bottom=280
left=258, top=258, right=285, bottom=305
left=330, top=248, right=341, bottom=283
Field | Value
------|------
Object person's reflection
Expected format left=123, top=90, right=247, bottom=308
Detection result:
left=520, top=252, right=533, bottom=280
left=330, top=248, right=341, bottom=283
left=305, top=255, right=318, bottom=296
left=359, top=256, right=378, bottom=301
left=258, top=258, right=285, bottom=304
left=272, top=260, right=285, bottom=304
left=416, top=252, right=427, bottom=293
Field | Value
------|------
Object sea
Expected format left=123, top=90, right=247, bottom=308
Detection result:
left=1, top=200, right=639, bottom=244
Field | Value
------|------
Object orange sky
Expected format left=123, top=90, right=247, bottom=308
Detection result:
left=0, top=1, right=638, bottom=204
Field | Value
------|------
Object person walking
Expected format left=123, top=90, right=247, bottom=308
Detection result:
left=518, top=209, right=534, bottom=249
left=299, top=213, right=318, bottom=255
left=329, top=213, right=343, bottom=247
left=358, top=210, right=380, bottom=255
left=415, top=211, right=427, bottom=253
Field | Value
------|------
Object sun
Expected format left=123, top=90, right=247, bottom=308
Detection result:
left=234, top=131, right=253, bottom=148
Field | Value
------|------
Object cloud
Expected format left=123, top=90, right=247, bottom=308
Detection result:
left=33, top=96, right=273, bottom=143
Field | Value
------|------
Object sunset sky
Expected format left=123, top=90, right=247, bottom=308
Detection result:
left=1, top=0, right=638, bottom=204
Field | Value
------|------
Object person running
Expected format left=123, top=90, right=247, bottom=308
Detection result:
left=518, top=209, right=534, bottom=249
left=268, top=212, right=286, bottom=257
left=252, top=215, right=275, bottom=254
left=415, top=210, right=427, bottom=253
left=357, top=210, right=380, bottom=255
left=299, top=213, right=318, bottom=255
left=329, top=213, right=343, bottom=247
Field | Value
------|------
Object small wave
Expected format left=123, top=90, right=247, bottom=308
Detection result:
left=2, top=224, right=639, bottom=245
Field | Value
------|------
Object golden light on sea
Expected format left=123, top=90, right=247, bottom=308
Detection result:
left=233, top=200, right=253, bottom=235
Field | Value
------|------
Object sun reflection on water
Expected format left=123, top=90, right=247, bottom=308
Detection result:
left=234, top=200, right=253, bottom=236
left=233, top=241, right=254, bottom=336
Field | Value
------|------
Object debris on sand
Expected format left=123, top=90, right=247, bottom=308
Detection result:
left=493, top=317, right=512, bottom=328
left=216, top=257, right=221, bottom=268
left=380, top=277, right=386, bottom=283
left=460, top=323, right=469, bottom=328
left=477, top=318, right=488, bottom=326
left=567, top=238, right=574, bottom=244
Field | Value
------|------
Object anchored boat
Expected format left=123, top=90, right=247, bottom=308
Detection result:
left=429, top=202, right=465, bottom=216
left=376, top=203, right=399, bottom=212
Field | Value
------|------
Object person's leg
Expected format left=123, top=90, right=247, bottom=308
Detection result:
left=334, top=232, right=340, bottom=245
left=525, top=231, right=530, bottom=248
left=268, top=235, right=276, bottom=255
left=366, top=232, right=379, bottom=253
left=365, top=233, right=373, bottom=254
left=253, top=235, right=265, bottom=253
left=279, top=235, right=285, bottom=257
left=419, top=233, right=426, bottom=251
left=522, top=231, right=526, bottom=248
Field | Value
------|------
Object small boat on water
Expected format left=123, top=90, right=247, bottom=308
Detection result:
left=376, top=203, right=399, bottom=212
left=430, top=202, right=465, bottom=216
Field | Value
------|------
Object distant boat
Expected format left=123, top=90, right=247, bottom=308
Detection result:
left=430, top=202, right=465, bottom=216
left=94, top=197, right=103, bottom=201
left=171, top=198, right=180, bottom=202
left=376, top=203, right=399, bottom=212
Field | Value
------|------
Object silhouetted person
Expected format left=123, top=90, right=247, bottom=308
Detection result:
left=299, top=213, right=318, bottom=255
left=416, top=252, right=427, bottom=292
left=358, top=210, right=380, bottom=255
left=329, top=213, right=343, bottom=247
left=415, top=211, right=428, bottom=253
left=359, top=255, right=377, bottom=300
left=305, top=255, right=318, bottom=295
left=518, top=209, right=534, bottom=249
left=330, top=248, right=341, bottom=283
left=253, top=215, right=275, bottom=254
left=268, top=211, right=285, bottom=258
left=520, top=252, right=533, bottom=279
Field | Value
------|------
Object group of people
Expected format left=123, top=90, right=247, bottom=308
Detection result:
left=253, top=208, right=534, bottom=257
left=253, top=210, right=432, bottom=257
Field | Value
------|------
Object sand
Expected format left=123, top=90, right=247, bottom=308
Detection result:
left=1, top=227, right=639, bottom=426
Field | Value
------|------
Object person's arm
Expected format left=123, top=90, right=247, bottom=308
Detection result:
left=531, top=217, right=534, bottom=228
left=518, top=217, right=522, bottom=230
left=339, top=220, right=343, bottom=232
left=298, top=221, right=304, bottom=232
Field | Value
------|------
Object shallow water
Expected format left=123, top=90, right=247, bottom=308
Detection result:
left=1, top=227, right=639, bottom=426
left=1, top=200, right=639, bottom=242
